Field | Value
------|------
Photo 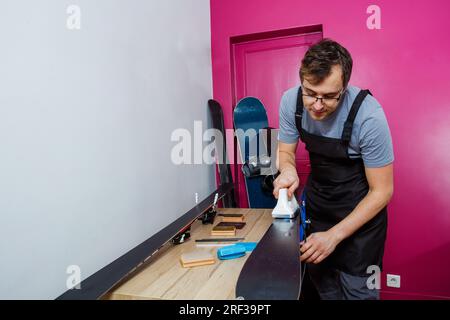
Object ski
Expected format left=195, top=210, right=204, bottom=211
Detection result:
left=235, top=214, right=302, bottom=300
left=208, top=99, right=237, bottom=207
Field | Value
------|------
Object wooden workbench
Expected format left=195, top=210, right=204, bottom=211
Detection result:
left=105, top=209, right=273, bottom=300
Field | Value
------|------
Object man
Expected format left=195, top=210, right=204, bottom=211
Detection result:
left=273, top=39, right=394, bottom=300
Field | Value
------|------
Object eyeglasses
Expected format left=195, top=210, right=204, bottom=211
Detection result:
left=302, top=88, right=345, bottom=106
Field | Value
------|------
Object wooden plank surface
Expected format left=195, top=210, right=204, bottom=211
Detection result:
left=106, top=208, right=273, bottom=300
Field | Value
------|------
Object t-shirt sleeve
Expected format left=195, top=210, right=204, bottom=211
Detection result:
left=278, top=91, right=300, bottom=144
left=359, top=107, right=394, bottom=168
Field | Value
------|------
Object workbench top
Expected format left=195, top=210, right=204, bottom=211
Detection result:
left=106, top=208, right=273, bottom=300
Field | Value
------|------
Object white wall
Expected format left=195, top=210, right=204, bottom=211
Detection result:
left=0, top=0, right=214, bottom=299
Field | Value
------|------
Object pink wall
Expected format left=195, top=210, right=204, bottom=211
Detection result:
left=210, top=0, right=450, bottom=299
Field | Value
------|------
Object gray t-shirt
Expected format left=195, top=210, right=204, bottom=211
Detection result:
left=278, top=85, right=394, bottom=168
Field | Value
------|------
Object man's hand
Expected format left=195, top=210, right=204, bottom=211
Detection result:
left=273, top=168, right=299, bottom=199
left=300, top=231, right=342, bottom=264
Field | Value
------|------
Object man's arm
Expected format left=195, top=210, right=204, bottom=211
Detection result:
left=277, top=141, right=297, bottom=173
left=273, top=141, right=299, bottom=198
left=300, top=163, right=394, bottom=263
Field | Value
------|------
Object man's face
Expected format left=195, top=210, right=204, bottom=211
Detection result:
left=302, top=65, right=345, bottom=121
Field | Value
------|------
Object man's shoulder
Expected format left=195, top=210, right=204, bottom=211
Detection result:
left=282, top=85, right=301, bottom=102
left=284, top=85, right=301, bottom=96
left=279, top=85, right=301, bottom=114
left=346, top=85, right=383, bottom=121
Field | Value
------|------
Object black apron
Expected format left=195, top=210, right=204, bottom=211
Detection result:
left=295, top=87, right=387, bottom=276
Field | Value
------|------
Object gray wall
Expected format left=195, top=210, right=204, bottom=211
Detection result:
left=0, top=0, right=214, bottom=299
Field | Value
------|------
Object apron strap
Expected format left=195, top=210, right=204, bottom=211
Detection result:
left=341, top=89, right=372, bottom=145
left=295, top=87, right=304, bottom=138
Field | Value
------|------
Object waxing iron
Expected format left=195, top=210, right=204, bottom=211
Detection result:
left=271, top=188, right=300, bottom=219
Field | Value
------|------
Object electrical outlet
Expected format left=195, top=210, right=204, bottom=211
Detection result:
left=386, top=274, right=401, bottom=288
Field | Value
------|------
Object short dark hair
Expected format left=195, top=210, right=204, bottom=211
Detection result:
left=300, top=38, right=353, bottom=88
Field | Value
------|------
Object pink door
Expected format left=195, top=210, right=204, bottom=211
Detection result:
left=232, top=27, right=322, bottom=207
